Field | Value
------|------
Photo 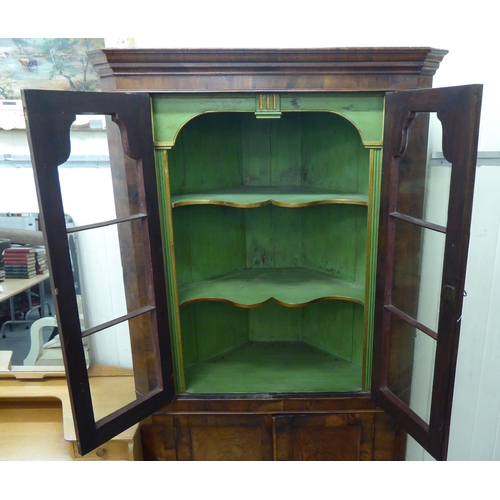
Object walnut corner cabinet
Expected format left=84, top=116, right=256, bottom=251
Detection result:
left=21, top=48, right=482, bottom=461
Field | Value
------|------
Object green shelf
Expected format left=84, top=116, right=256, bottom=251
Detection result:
left=184, top=341, right=363, bottom=394
left=171, top=186, right=368, bottom=208
left=178, top=267, right=365, bottom=307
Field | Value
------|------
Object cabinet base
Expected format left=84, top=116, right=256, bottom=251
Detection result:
left=141, top=395, right=406, bottom=461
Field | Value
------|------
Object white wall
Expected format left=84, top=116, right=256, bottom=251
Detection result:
left=0, top=127, right=133, bottom=368
left=2, top=0, right=499, bottom=463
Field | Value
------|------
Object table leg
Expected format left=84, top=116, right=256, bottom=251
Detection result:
left=2, top=297, right=16, bottom=338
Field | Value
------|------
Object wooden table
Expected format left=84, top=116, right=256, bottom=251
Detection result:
left=0, top=274, right=50, bottom=338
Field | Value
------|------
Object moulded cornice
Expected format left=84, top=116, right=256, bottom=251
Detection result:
left=87, top=47, right=448, bottom=92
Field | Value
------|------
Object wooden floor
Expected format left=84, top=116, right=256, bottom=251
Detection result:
left=184, top=340, right=363, bottom=394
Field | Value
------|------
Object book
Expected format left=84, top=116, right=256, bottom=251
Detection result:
left=6, top=259, right=36, bottom=262
left=3, top=253, right=36, bottom=259
left=3, top=247, right=36, bottom=254
left=4, top=264, right=37, bottom=272
left=5, top=272, right=37, bottom=279
left=5, top=253, right=36, bottom=259
left=5, top=265, right=37, bottom=273
left=3, top=263, right=36, bottom=269
left=4, top=262, right=36, bottom=268
left=4, top=250, right=36, bottom=255
left=4, top=265, right=37, bottom=272
left=34, top=249, right=47, bottom=273
left=4, top=254, right=36, bottom=260
left=5, top=264, right=36, bottom=270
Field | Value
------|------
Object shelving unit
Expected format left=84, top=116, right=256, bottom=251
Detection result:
left=165, top=110, right=372, bottom=394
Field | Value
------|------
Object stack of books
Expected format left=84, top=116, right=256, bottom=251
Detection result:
left=35, top=248, right=48, bottom=275
left=2, top=247, right=37, bottom=279
left=0, top=238, right=11, bottom=271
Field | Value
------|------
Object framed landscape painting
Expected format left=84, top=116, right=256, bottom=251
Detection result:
left=0, top=38, right=105, bottom=99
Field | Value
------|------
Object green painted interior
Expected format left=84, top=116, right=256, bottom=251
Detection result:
left=168, top=112, right=369, bottom=196
left=181, top=301, right=364, bottom=393
left=181, top=301, right=364, bottom=365
left=173, top=204, right=367, bottom=291
left=184, top=342, right=362, bottom=394
left=163, top=109, right=375, bottom=394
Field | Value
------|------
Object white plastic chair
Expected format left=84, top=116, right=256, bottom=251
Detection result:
left=23, top=316, right=58, bottom=366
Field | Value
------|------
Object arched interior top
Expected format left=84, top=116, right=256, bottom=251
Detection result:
left=167, top=111, right=371, bottom=201
left=151, top=92, right=384, bottom=148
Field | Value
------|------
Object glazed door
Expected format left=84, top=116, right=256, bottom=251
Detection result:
left=22, top=89, right=175, bottom=455
left=372, top=84, right=482, bottom=460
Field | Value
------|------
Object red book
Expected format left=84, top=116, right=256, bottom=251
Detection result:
left=3, top=257, right=36, bottom=264
left=4, top=255, right=36, bottom=260
left=4, top=252, right=36, bottom=257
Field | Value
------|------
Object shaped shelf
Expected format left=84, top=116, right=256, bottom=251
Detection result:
left=171, top=186, right=368, bottom=208
left=178, top=267, right=365, bottom=307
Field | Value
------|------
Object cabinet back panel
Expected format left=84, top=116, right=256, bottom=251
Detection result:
left=168, top=112, right=368, bottom=194
left=181, top=300, right=364, bottom=365
left=174, top=204, right=367, bottom=285
left=180, top=302, right=249, bottom=367
left=248, top=301, right=303, bottom=342
left=302, top=301, right=365, bottom=365
left=168, top=113, right=243, bottom=193
left=300, top=205, right=367, bottom=282
left=241, top=114, right=304, bottom=187
left=245, top=205, right=303, bottom=269
left=300, top=113, right=369, bottom=194
left=172, top=205, right=247, bottom=285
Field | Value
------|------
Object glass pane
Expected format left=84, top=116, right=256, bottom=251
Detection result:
left=387, top=313, right=436, bottom=424
left=70, top=218, right=151, bottom=332
left=86, top=312, right=159, bottom=421
left=396, top=113, right=450, bottom=227
left=57, top=115, right=143, bottom=228
left=391, top=218, right=445, bottom=333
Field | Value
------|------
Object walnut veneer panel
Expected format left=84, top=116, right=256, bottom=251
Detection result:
left=173, top=414, right=274, bottom=461
left=274, top=413, right=374, bottom=460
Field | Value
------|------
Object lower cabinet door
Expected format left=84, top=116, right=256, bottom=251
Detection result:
left=174, top=414, right=274, bottom=461
left=148, top=408, right=404, bottom=460
left=274, top=413, right=375, bottom=461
